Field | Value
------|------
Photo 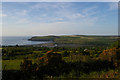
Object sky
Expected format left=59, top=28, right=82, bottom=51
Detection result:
left=1, top=0, right=119, bottom=2
left=1, top=2, right=118, bottom=36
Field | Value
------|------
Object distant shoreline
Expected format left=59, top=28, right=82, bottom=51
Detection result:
left=26, top=35, right=119, bottom=47
left=1, top=35, right=119, bottom=47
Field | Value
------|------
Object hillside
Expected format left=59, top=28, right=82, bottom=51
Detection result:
left=28, top=35, right=119, bottom=47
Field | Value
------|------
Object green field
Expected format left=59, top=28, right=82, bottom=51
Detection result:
left=2, top=60, right=23, bottom=70
left=2, top=59, right=38, bottom=70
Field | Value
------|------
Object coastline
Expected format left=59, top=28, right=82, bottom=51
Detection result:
left=2, top=35, right=119, bottom=47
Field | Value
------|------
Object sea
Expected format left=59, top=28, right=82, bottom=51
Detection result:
left=0, top=36, right=51, bottom=46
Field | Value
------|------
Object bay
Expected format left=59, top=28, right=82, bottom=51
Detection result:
left=0, top=36, right=51, bottom=46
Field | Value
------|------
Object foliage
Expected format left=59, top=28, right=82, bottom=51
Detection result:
left=2, top=40, right=120, bottom=79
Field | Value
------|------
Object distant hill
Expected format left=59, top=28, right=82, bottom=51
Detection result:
left=29, top=35, right=119, bottom=47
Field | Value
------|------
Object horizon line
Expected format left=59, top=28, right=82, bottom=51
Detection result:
left=1, top=34, right=120, bottom=37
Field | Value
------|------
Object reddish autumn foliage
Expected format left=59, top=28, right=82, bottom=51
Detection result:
left=38, top=50, right=62, bottom=65
left=99, top=48, right=120, bottom=68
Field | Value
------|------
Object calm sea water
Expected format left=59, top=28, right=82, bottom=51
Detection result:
left=0, top=36, right=50, bottom=46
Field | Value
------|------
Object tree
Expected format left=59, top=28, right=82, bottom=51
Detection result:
left=38, top=50, right=66, bottom=77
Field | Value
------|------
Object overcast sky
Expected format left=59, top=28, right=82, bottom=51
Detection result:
left=1, top=2, right=118, bottom=36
